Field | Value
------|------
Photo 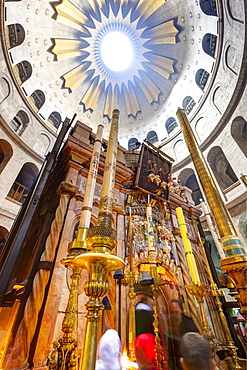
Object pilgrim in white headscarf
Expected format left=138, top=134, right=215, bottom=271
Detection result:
left=95, top=329, right=122, bottom=370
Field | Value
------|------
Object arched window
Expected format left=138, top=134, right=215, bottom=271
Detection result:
left=207, top=146, right=238, bottom=191
left=195, top=69, right=210, bottom=91
left=15, top=61, right=32, bottom=84
left=9, top=110, right=29, bottom=135
left=178, top=168, right=204, bottom=206
left=202, top=33, right=217, bottom=58
left=47, top=112, right=62, bottom=129
left=128, top=138, right=138, bottom=150
left=0, top=140, right=13, bottom=174
left=166, top=117, right=178, bottom=134
left=146, top=131, right=158, bottom=144
left=7, top=162, right=39, bottom=203
left=199, top=0, right=217, bottom=16
left=30, top=90, right=45, bottom=110
left=182, top=96, right=196, bottom=115
left=231, top=116, right=247, bottom=157
left=7, top=24, right=25, bottom=49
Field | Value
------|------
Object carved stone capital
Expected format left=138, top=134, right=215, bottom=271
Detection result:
left=57, top=181, right=78, bottom=197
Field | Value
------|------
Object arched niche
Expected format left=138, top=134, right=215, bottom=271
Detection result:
left=30, top=90, right=45, bottom=111
left=0, top=77, right=10, bottom=104
left=33, top=134, right=51, bottom=157
left=173, top=140, right=189, bottom=162
left=128, top=137, right=138, bottom=150
left=146, top=131, right=158, bottom=144
left=207, top=146, right=238, bottom=191
left=231, top=116, right=247, bottom=157
left=15, top=61, right=32, bottom=84
left=182, top=96, right=196, bottom=115
left=7, top=162, right=39, bottom=203
left=0, top=139, right=13, bottom=174
left=212, top=86, right=224, bottom=114
left=202, top=33, right=217, bottom=58
left=227, top=0, right=244, bottom=23
left=7, top=24, right=25, bottom=49
left=9, top=110, right=29, bottom=135
left=225, top=45, right=238, bottom=75
left=166, top=117, right=178, bottom=134
left=199, top=0, right=217, bottom=16
left=178, top=168, right=204, bottom=205
left=47, top=112, right=62, bottom=129
left=194, top=117, right=208, bottom=142
left=195, top=69, right=210, bottom=91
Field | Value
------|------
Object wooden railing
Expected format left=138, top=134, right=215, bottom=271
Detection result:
left=7, top=181, right=29, bottom=203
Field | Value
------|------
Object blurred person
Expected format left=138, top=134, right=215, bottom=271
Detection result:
left=165, top=299, right=198, bottom=370
left=95, top=329, right=121, bottom=370
left=180, top=332, right=215, bottom=370
left=135, top=291, right=157, bottom=370
left=135, top=292, right=155, bottom=337
left=135, top=291, right=168, bottom=370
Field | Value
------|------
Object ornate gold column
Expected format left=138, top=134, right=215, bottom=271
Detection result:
left=73, top=109, right=125, bottom=370
left=146, top=201, right=166, bottom=370
left=125, top=208, right=136, bottom=362
left=176, top=108, right=247, bottom=315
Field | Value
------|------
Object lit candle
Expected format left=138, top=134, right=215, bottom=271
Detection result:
left=176, top=207, right=200, bottom=285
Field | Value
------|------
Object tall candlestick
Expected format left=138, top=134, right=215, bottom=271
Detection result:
left=176, top=108, right=247, bottom=315
left=97, top=110, right=119, bottom=228
left=77, top=124, right=104, bottom=239
left=176, top=207, right=200, bottom=285
left=73, top=109, right=125, bottom=370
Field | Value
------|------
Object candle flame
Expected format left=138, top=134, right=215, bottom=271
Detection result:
left=121, top=348, right=138, bottom=369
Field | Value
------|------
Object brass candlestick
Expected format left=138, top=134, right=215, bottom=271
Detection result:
left=47, top=125, right=104, bottom=370
left=176, top=207, right=214, bottom=341
left=73, top=109, right=125, bottom=370
left=176, top=108, right=247, bottom=316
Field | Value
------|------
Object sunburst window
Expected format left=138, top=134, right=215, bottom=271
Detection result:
left=52, top=0, right=179, bottom=118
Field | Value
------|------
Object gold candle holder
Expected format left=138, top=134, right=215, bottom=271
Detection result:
left=176, top=108, right=247, bottom=315
left=47, top=125, right=104, bottom=369
left=73, top=109, right=125, bottom=370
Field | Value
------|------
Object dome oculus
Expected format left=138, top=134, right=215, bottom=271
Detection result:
left=100, top=31, right=133, bottom=72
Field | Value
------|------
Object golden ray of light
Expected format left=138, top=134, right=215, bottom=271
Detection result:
left=146, top=63, right=171, bottom=80
left=104, top=84, right=119, bottom=117
left=136, top=74, right=161, bottom=103
left=81, top=78, right=103, bottom=110
left=52, top=39, right=89, bottom=60
left=144, top=55, right=175, bottom=79
left=144, top=20, right=178, bottom=43
left=63, top=64, right=91, bottom=91
left=135, top=0, right=166, bottom=21
left=55, top=0, right=89, bottom=33
left=122, top=83, right=140, bottom=116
